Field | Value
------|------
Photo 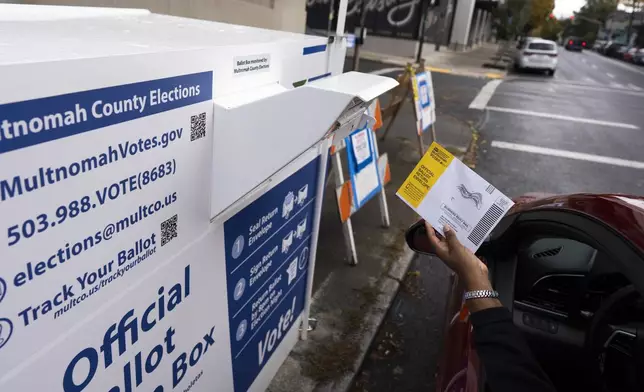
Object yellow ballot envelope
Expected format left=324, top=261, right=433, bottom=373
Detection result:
left=397, top=142, right=514, bottom=252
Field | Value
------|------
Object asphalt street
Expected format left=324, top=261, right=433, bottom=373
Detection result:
left=351, top=255, right=452, bottom=392
left=477, top=48, right=644, bottom=197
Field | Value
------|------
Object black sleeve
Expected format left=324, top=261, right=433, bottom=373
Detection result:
left=470, top=307, right=557, bottom=392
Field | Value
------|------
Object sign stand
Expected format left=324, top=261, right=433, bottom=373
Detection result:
left=332, top=150, right=360, bottom=265
left=371, top=128, right=391, bottom=228
left=330, top=102, right=391, bottom=266
left=379, top=61, right=437, bottom=156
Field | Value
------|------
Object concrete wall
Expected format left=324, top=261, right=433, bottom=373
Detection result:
left=360, top=35, right=418, bottom=58
left=450, top=0, right=475, bottom=50
left=17, top=0, right=307, bottom=33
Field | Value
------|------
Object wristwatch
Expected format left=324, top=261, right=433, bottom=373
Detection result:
left=464, top=290, right=499, bottom=301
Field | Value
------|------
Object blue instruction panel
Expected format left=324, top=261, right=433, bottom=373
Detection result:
left=224, top=156, right=319, bottom=392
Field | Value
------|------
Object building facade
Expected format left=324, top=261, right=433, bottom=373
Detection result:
left=305, top=0, right=500, bottom=58
left=599, top=9, right=644, bottom=44
left=450, top=0, right=500, bottom=51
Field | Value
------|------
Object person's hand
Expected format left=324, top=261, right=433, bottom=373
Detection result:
left=424, top=222, right=492, bottom=292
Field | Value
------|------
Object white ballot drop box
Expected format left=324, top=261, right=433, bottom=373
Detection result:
left=0, top=5, right=397, bottom=392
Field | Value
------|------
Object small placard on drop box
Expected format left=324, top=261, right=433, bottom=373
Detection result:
left=397, top=142, right=514, bottom=252
left=233, top=53, right=271, bottom=76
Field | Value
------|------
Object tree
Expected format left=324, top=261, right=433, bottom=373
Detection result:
left=537, top=17, right=564, bottom=41
left=493, top=0, right=556, bottom=40
left=529, top=0, right=556, bottom=32
left=493, top=0, right=535, bottom=40
left=564, top=0, right=619, bottom=42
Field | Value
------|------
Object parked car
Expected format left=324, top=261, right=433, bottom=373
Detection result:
left=604, top=43, right=626, bottom=57
left=564, top=36, right=586, bottom=51
left=634, top=48, right=644, bottom=65
left=598, top=40, right=613, bottom=54
left=514, top=38, right=558, bottom=76
left=616, top=45, right=630, bottom=59
left=592, top=40, right=606, bottom=51
left=407, top=193, right=644, bottom=392
left=624, top=47, right=639, bottom=62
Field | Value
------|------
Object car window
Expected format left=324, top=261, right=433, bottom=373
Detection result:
left=528, top=42, right=555, bottom=51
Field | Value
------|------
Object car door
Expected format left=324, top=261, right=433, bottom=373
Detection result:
left=434, top=194, right=644, bottom=392
left=435, top=272, right=481, bottom=392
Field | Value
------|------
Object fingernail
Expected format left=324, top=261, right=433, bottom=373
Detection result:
left=443, top=225, right=451, bottom=233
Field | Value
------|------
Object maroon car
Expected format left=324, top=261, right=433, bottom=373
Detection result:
left=415, top=193, right=644, bottom=392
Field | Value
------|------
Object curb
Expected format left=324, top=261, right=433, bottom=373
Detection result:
left=331, top=247, right=416, bottom=392
left=268, top=247, right=416, bottom=392
left=427, top=66, right=506, bottom=80
left=354, top=51, right=506, bottom=79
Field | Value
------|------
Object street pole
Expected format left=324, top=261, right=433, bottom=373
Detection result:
left=416, top=0, right=431, bottom=63
left=435, top=0, right=452, bottom=51
left=352, top=0, right=368, bottom=71
left=326, top=0, right=336, bottom=37
left=627, top=1, right=635, bottom=45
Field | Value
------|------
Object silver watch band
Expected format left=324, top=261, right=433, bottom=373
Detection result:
left=464, top=289, right=499, bottom=301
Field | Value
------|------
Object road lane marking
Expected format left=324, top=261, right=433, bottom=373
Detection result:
left=491, top=141, right=644, bottom=170
left=591, top=64, right=598, bottom=69
left=584, top=77, right=596, bottom=83
left=469, top=79, right=503, bottom=109
left=582, top=58, right=587, bottom=63
left=369, top=67, right=404, bottom=76
left=610, top=82, right=625, bottom=88
left=629, top=83, right=643, bottom=91
left=607, top=72, right=615, bottom=78
left=501, top=79, right=644, bottom=96
left=485, top=106, right=639, bottom=129
left=533, top=81, right=644, bottom=96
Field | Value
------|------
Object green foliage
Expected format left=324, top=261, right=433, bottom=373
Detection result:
left=565, top=0, right=618, bottom=42
left=493, top=0, right=555, bottom=40
left=538, top=17, right=563, bottom=41
left=530, top=0, right=556, bottom=31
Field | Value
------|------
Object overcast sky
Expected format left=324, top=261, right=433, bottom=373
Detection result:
left=553, top=0, right=586, bottom=17
left=553, top=0, right=630, bottom=18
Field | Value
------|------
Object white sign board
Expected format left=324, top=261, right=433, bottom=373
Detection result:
left=347, top=128, right=381, bottom=208
left=412, top=71, right=436, bottom=132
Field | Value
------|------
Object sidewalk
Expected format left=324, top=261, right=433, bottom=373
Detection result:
left=269, top=75, right=482, bottom=391
left=352, top=42, right=511, bottom=79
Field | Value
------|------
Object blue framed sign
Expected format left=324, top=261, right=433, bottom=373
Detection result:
left=223, top=157, right=319, bottom=392
left=345, top=127, right=381, bottom=209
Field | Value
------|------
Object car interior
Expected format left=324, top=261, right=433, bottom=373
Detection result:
left=483, top=210, right=644, bottom=392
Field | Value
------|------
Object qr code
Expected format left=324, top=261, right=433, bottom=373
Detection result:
left=161, top=214, right=178, bottom=246
left=190, top=112, right=206, bottom=141
left=495, top=196, right=511, bottom=209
